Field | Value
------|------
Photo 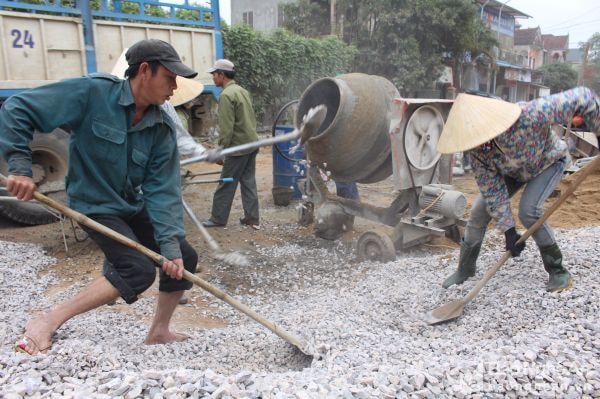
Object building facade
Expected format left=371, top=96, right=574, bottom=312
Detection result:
left=542, top=34, right=570, bottom=64
left=475, top=0, right=544, bottom=102
left=514, top=27, right=544, bottom=70
left=513, top=26, right=548, bottom=99
left=231, top=0, right=293, bottom=31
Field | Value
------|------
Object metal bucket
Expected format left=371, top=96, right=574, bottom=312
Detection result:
left=296, top=73, right=399, bottom=184
left=272, top=125, right=306, bottom=200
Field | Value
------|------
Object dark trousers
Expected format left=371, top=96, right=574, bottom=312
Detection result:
left=211, top=150, right=259, bottom=225
left=81, top=209, right=197, bottom=304
left=335, top=181, right=360, bottom=200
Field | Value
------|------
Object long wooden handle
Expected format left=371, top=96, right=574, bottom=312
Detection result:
left=518, top=156, right=600, bottom=243
left=464, top=155, right=600, bottom=304
left=43, top=192, right=311, bottom=353
left=0, top=174, right=311, bottom=355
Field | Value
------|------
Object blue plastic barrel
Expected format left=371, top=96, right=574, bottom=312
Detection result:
left=272, top=125, right=306, bottom=199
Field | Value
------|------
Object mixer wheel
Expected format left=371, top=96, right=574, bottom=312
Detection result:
left=297, top=201, right=314, bottom=226
left=356, top=230, right=396, bottom=262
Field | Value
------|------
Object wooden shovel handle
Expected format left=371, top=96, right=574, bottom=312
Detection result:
left=518, top=156, right=600, bottom=243
left=0, top=173, right=312, bottom=355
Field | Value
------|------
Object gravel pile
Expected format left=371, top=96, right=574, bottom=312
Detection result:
left=1, top=225, right=599, bottom=398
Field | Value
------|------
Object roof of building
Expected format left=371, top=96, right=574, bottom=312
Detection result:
left=475, top=0, right=531, bottom=18
left=542, top=34, right=569, bottom=50
left=515, top=27, right=541, bottom=46
left=496, top=59, right=527, bottom=70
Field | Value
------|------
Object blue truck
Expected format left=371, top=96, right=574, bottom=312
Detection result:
left=0, top=0, right=222, bottom=224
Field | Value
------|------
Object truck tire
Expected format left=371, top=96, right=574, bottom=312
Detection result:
left=0, top=128, right=69, bottom=225
left=0, top=188, right=59, bottom=225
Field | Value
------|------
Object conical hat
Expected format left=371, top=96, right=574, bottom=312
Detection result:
left=111, top=49, right=130, bottom=78
left=169, top=76, right=203, bottom=106
left=110, top=48, right=203, bottom=107
left=437, top=93, right=522, bottom=154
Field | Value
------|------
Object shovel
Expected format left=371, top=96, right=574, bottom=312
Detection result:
left=180, top=104, right=327, bottom=166
left=0, top=173, right=313, bottom=356
left=181, top=198, right=249, bottom=267
left=427, top=155, right=600, bottom=325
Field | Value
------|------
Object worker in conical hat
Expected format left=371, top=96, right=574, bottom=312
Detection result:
left=438, top=87, right=600, bottom=293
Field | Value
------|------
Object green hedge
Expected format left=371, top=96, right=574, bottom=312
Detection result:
left=222, top=24, right=356, bottom=127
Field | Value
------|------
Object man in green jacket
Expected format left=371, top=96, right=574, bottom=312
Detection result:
left=203, top=59, right=260, bottom=230
left=0, top=39, right=198, bottom=354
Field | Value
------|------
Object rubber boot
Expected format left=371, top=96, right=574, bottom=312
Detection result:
left=442, top=240, right=482, bottom=288
left=540, top=243, right=573, bottom=292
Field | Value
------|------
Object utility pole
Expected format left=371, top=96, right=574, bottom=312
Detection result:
left=330, top=0, right=337, bottom=36
left=578, top=42, right=590, bottom=86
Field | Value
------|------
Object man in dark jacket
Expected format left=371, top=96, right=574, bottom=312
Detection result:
left=0, top=39, right=198, bottom=354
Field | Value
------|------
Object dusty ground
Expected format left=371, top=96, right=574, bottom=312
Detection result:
left=1, top=148, right=599, bottom=329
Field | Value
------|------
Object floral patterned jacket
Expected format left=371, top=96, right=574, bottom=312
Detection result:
left=469, top=87, right=600, bottom=232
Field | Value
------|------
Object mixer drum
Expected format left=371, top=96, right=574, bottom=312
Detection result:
left=296, top=73, right=400, bottom=184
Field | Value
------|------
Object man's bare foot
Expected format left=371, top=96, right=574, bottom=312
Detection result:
left=144, top=331, right=190, bottom=345
left=15, top=318, right=54, bottom=355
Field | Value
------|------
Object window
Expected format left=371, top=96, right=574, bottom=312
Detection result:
left=243, top=11, right=254, bottom=28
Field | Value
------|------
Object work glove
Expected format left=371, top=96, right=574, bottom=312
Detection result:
left=504, top=227, right=526, bottom=257
left=204, top=148, right=224, bottom=164
left=189, top=146, right=207, bottom=159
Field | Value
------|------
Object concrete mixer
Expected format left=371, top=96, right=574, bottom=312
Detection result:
left=294, top=73, right=467, bottom=262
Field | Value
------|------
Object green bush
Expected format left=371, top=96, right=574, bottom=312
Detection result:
left=537, top=63, right=578, bottom=94
left=222, top=24, right=356, bottom=127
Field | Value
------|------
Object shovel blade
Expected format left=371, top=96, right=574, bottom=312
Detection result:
left=426, top=299, right=466, bottom=325
left=299, top=105, right=327, bottom=144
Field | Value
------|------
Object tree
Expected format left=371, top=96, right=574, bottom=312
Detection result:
left=587, top=58, right=600, bottom=96
left=282, top=0, right=496, bottom=96
left=222, top=24, right=356, bottom=125
left=578, top=33, right=600, bottom=94
left=281, top=0, right=329, bottom=38
left=433, top=0, right=497, bottom=91
left=537, top=63, right=578, bottom=93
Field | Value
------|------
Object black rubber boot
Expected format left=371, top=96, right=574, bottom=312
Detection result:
left=540, top=243, right=573, bottom=292
left=442, top=240, right=482, bottom=288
